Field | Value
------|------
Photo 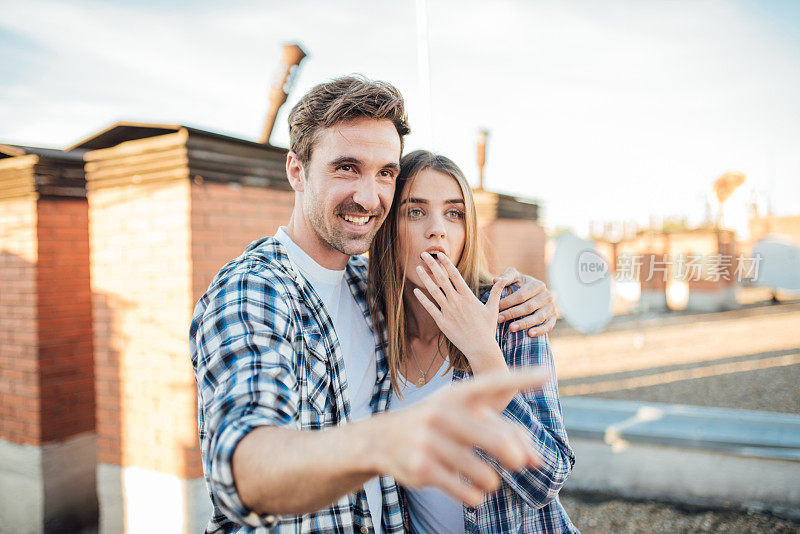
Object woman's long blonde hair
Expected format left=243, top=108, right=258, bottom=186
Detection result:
left=368, top=150, right=493, bottom=395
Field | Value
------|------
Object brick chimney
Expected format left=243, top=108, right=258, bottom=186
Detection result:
left=0, top=144, right=97, bottom=533
left=75, top=123, right=293, bottom=533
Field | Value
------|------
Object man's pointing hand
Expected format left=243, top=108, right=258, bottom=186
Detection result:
left=369, top=368, right=549, bottom=506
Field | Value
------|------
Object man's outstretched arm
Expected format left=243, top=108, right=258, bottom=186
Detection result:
left=233, top=369, right=551, bottom=517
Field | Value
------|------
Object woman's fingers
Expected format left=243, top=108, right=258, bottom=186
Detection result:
left=421, top=252, right=457, bottom=298
left=487, top=280, right=504, bottom=314
left=413, top=288, right=443, bottom=322
left=416, top=266, right=448, bottom=309
left=438, top=253, right=472, bottom=295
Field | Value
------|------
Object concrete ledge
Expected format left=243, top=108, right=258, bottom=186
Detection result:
left=561, top=397, right=800, bottom=460
left=0, top=439, right=43, bottom=534
left=42, top=432, right=98, bottom=532
left=686, top=287, right=738, bottom=313
left=0, top=432, right=97, bottom=534
left=561, top=397, right=800, bottom=513
left=639, top=290, right=667, bottom=312
left=565, top=438, right=800, bottom=516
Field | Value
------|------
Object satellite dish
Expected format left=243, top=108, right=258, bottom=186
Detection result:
left=752, top=237, right=800, bottom=291
left=548, top=232, right=613, bottom=334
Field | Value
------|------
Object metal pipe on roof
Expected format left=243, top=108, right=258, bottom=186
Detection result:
left=259, top=43, right=308, bottom=146
left=476, top=129, right=489, bottom=190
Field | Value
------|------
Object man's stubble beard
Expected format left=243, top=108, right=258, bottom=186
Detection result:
left=303, top=177, right=386, bottom=257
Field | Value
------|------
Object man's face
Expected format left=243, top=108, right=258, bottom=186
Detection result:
left=301, top=118, right=401, bottom=257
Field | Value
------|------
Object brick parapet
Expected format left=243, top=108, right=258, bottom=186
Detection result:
left=89, top=180, right=197, bottom=476
left=0, top=195, right=41, bottom=445
left=36, top=197, right=95, bottom=442
left=480, top=219, right=547, bottom=283
left=85, top=128, right=291, bottom=481
left=190, top=182, right=294, bottom=303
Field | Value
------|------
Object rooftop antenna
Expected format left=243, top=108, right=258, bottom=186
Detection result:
left=415, top=0, right=433, bottom=147
left=260, top=43, right=308, bottom=145
left=476, top=129, right=489, bottom=190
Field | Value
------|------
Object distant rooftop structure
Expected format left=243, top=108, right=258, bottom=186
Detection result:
left=68, top=121, right=285, bottom=152
left=70, top=121, right=289, bottom=193
left=0, top=143, right=87, bottom=198
left=0, top=143, right=85, bottom=162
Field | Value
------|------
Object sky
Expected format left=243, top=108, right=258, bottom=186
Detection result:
left=1, top=0, right=799, bottom=236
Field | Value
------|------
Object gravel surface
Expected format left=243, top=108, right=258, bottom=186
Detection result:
left=551, top=301, right=800, bottom=413
left=578, top=362, right=800, bottom=413
left=550, top=300, right=800, bottom=532
left=559, top=491, right=800, bottom=533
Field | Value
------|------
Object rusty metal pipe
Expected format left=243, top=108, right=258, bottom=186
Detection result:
left=260, top=43, right=308, bottom=145
left=476, top=129, right=489, bottom=190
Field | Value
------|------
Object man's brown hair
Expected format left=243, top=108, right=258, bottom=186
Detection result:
left=287, top=75, right=410, bottom=164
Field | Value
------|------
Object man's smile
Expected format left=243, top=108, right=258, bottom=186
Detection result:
left=340, top=214, right=373, bottom=226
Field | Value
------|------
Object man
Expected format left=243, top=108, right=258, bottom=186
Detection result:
left=190, top=76, right=558, bottom=533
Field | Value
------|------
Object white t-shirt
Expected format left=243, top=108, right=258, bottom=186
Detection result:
left=275, top=228, right=383, bottom=533
left=389, top=361, right=465, bottom=534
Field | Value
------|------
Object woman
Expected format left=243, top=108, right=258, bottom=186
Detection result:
left=368, top=150, right=578, bottom=533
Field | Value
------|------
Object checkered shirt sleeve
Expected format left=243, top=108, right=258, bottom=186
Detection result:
left=457, top=288, right=579, bottom=533
left=190, top=239, right=404, bottom=534
left=493, top=328, right=575, bottom=508
left=191, top=259, right=302, bottom=530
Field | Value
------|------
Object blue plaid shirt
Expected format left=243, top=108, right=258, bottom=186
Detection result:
left=450, top=293, right=579, bottom=534
left=190, top=237, right=405, bottom=533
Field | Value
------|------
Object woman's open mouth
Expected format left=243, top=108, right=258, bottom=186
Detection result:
left=424, top=247, right=447, bottom=261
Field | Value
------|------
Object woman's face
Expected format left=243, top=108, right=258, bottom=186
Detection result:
left=397, top=168, right=467, bottom=290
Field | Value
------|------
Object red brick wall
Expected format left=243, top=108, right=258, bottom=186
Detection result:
left=186, top=182, right=294, bottom=477
left=36, top=197, right=95, bottom=442
left=480, top=220, right=547, bottom=282
left=190, top=182, right=294, bottom=303
left=89, top=178, right=294, bottom=480
left=0, top=195, right=40, bottom=445
left=90, top=180, right=197, bottom=476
